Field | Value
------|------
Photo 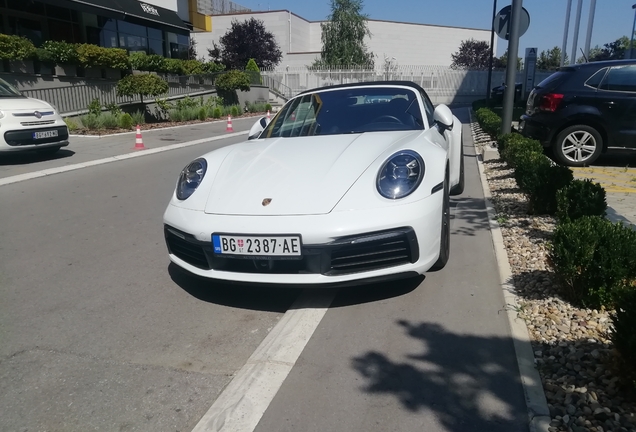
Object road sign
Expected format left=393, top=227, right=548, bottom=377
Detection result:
left=494, top=5, right=530, bottom=40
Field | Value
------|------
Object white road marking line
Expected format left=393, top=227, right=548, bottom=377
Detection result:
left=0, top=131, right=248, bottom=187
left=191, top=289, right=335, bottom=432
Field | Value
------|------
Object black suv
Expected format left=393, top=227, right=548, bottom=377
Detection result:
left=519, top=59, right=636, bottom=166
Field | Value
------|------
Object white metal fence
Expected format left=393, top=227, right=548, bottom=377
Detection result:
left=261, top=65, right=554, bottom=105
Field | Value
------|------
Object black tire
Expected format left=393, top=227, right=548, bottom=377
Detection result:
left=36, top=146, right=61, bottom=156
left=431, top=173, right=450, bottom=271
left=450, top=143, right=465, bottom=196
left=553, top=125, right=603, bottom=167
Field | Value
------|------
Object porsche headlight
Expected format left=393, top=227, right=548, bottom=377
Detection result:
left=377, top=150, right=424, bottom=199
left=176, top=158, right=207, bottom=200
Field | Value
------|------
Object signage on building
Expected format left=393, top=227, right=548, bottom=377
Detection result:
left=140, top=3, right=160, bottom=16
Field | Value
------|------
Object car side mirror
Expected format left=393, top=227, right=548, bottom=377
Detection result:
left=433, top=104, right=453, bottom=131
left=248, top=116, right=270, bottom=140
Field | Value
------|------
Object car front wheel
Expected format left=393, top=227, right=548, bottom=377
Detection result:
left=553, top=125, right=603, bottom=167
left=431, top=173, right=450, bottom=271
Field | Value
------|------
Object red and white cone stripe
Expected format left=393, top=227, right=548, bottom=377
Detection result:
left=134, top=125, right=145, bottom=149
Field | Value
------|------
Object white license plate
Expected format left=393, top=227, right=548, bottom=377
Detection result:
left=212, top=234, right=302, bottom=257
left=33, top=130, right=58, bottom=139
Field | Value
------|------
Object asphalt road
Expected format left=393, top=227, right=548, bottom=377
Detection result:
left=0, top=109, right=528, bottom=431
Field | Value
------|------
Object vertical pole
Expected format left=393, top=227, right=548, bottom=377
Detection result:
left=501, top=0, right=523, bottom=135
left=561, top=0, right=572, bottom=66
left=583, top=0, right=597, bottom=60
left=629, top=5, right=636, bottom=60
left=486, top=0, right=498, bottom=103
left=570, top=0, right=583, bottom=65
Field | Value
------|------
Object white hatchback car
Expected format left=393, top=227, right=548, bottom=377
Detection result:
left=0, top=78, right=69, bottom=156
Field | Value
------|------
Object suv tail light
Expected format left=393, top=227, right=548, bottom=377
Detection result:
left=538, top=93, right=564, bottom=112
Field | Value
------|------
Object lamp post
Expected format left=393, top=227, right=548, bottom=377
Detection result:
left=630, top=4, right=636, bottom=59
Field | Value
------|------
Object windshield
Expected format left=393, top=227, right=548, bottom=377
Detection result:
left=261, top=87, right=425, bottom=138
left=0, top=78, right=24, bottom=97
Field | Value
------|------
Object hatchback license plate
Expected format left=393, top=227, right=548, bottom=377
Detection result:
left=33, top=130, right=58, bottom=139
left=212, top=234, right=302, bottom=257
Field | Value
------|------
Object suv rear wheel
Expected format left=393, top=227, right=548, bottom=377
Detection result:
left=553, top=125, right=603, bottom=167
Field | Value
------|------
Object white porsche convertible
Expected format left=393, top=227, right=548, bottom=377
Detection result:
left=163, top=81, right=464, bottom=286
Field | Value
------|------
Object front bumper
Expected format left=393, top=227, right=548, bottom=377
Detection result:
left=0, top=125, right=69, bottom=152
left=163, top=193, right=443, bottom=285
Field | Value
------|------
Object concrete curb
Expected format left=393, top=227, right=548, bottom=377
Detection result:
left=468, top=110, right=551, bottom=432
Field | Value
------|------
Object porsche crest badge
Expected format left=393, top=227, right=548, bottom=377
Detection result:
left=262, top=198, right=272, bottom=206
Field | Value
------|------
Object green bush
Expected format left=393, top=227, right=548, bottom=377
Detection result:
left=102, top=48, right=129, bottom=69
left=212, top=107, right=222, bottom=119
left=41, top=40, right=79, bottom=65
left=184, top=107, right=200, bottom=121
left=230, top=105, right=240, bottom=117
left=35, top=47, right=55, bottom=64
left=500, top=135, right=544, bottom=168
left=104, top=102, right=122, bottom=116
left=556, top=179, right=607, bottom=222
left=116, top=73, right=168, bottom=103
left=265, top=103, right=272, bottom=112
left=130, top=110, right=145, bottom=125
left=129, top=52, right=166, bottom=72
left=168, top=109, right=183, bottom=122
left=549, top=216, right=636, bottom=308
left=610, top=289, right=636, bottom=394
left=181, top=59, right=204, bottom=75
left=118, top=113, right=134, bottom=129
left=475, top=107, right=501, bottom=137
left=164, top=58, right=184, bottom=75
left=216, top=70, right=251, bottom=106
left=0, top=34, right=36, bottom=60
left=64, top=117, right=78, bottom=132
left=100, top=112, right=119, bottom=129
left=76, top=44, right=104, bottom=68
left=201, top=61, right=225, bottom=73
left=87, top=98, right=101, bottom=116
left=514, top=151, right=573, bottom=214
left=80, top=114, right=103, bottom=130
left=175, top=96, right=198, bottom=110
left=245, top=58, right=262, bottom=84
left=198, top=107, right=207, bottom=121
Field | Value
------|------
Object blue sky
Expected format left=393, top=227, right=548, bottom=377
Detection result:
left=236, top=0, right=634, bottom=60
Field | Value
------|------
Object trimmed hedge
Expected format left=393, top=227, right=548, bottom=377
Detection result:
left=556, top=179, right=607, bottom=222
left=499, top=133, right=543, bottom=168
left=475, top=107, right=501, bottom=137
left=0, top=34, right=36, bottom=60
left=549, top=216, right=636, bottom=308
left=611, top=289, right=636, bottom=395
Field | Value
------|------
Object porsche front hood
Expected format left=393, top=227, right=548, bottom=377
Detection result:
left=204, top=131, right=421, bottom=216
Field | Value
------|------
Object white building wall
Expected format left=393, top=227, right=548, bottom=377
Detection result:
left=192, top=10, right=494, bottom=68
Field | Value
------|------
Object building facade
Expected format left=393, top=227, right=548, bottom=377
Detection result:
left=0, top=0, right=192, bottom=58
left=192, top=10, right=496, bottom=68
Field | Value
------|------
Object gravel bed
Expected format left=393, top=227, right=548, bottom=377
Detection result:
left=470, top=119, right=636, bottom=432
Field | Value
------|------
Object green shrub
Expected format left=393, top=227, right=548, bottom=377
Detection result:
left=168, top=109, right=183, bottom=122
left=116, top=73, right=169, bottom=103
left=181, top=59, right=204, bottom=75
left=35, top=47, right=55, bottom=64
left=87, top=98, right=101, bottom=116
left=0, top=34, right=36, bottom=60
left=230, top=105, right=240, bottom=117
left=102, top=48, right=129, bottom=69
left=64, top=117, right=78, bottom=132
left=164, top=58, right=184, bottom=75
left=129, top=52, right=166, bottom=72
left=212, top=107, right=222, bottom=119
left=549, top=216, right=636, bottom=308
left=245, top=58, right=262, bottom=84
left=41, top=40, right=79, bottom=65
left=130, top=110, right=145, bottom=125
left=500, top=135, right=544, bottom=168
left=100, top=112, right=119, bottom=129
left=265, top=103, right=272, bottom=112
left=475, top=107, right=501, bottom=137
left=201, top=61, right=225, bottom=73
left=514, top=151, right=573, bottom=214
left=216, top=70, right=251, bottom=106
left=175, top=96, right=198, bottom=110
left=80, top=114, right=103, bottom=130
left=184, top=107, right=200, bottom=121
left=76, top=43, right=104, bottom=68
left=118, top=113, right=134, bottom=129
left=104, top=102, right=122, bottom=116
left=472, top=98, right=491, bottom=112
left=198, top=107, right=207, bottom=121
left=556, top=179, right=607, bottom=222
left=154, top=98, right=173, bottom=119
left=610, top=289, right=636, bottom=394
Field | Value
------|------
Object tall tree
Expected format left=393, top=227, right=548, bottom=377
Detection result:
left=314, top=0, right=374, bottom=68
left=589, top=36, right=632, bottom=61
left=494, top=49, right=523, bottom=70
left=537, top=46, right=567, bottom=70
left=450, top=39, right=491, bottom=70
left=216, top=18, right=282, bottom=69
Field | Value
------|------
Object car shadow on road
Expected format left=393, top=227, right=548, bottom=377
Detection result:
left=0, top=149, right=75, bottom=166
left=451, top=196, right=491, bottom=237
left=351, top=320, right=528, bottom=432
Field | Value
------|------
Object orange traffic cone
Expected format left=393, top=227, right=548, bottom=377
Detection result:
left=226, top=115, right=234, bottom=132
left=134, top=125, right=145, bottom=150
left=266, top=110, right=270, bottom=120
